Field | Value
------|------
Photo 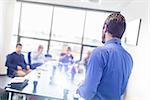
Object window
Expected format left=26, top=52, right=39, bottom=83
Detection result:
left=81, top=46, right=96, bottom=60
left=49, top=41, right=81, bottom=61
left=20, top=38, right=48, bottom=53
left=14, top=1, right=113, bottom=60
left=125, top=18, right=141, bottom=46
left=83, top=11, right=110, bottom=46
left=51, top=7, right=85, bottom=43
left=20, top=3, right=53, bottom=39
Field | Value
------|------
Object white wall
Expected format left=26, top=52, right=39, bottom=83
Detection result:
left=0, top=0, right=16, bottom=74
left=121, top=0, right=150, bottom=99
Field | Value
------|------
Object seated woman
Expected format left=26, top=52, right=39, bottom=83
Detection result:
left=30, top=45, right=45, bottom=69
left=59, top=46, right=74, bottom=72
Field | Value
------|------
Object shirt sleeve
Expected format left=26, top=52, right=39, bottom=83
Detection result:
left=78, top=49, right=105, bottom=100
left=21, top=55, right=27, bottom=69
left=5, top=54, right=17, bottom=70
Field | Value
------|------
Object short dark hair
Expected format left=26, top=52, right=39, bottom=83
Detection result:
left=67, top=47, right=71, bottom=51
left=38, top=45, right=44, bottom=49
left=104, top=13, right=126, bottom=39
left=16, top=43, right=22, bottom=48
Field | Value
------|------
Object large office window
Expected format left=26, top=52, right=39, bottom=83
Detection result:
left=83, top=11, right=110, bottom=46
left=51, top=7, right=86, bottom=43
left=14, top=1, right=113, bottom=60
left=49, top=41, right=81, bottom=61
left=20, top=3, right=53, bottom=39
left=20, top=38, right=48, bottom=53
left=82, top=46, right=96, bottom=59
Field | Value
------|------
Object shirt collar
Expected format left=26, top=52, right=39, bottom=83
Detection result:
left=105, top=38, right=121, bottom=45
left=15, top=52, right=21, bottom=55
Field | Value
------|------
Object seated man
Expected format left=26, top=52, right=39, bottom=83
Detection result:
left=30, top=45, right=45, bottom=69
left=5, top=43, right=30, bottom=78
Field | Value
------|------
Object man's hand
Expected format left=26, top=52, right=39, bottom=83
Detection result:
left=17, top=66, right=22, bottom=71
left=26, top=65, right=31, bottom=74
left=26, top=65, right=30, bottom=70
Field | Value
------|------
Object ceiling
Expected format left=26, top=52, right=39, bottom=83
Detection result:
left=96, top=0, right=134, bottom=11
left=21, top=0, right=134, bottom=11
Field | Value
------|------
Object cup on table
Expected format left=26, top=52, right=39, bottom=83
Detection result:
left=63, top=89, right=69, bottom=100
left=73, top=94, right=80, bottom=100
left=33, top=80, right=38, bottom=93
left=36, top=70, right=41, bottom=78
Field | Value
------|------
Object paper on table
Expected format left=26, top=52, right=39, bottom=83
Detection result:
left=10, top=77, right=26, bottom=83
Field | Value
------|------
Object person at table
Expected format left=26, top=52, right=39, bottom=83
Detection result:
left=30, top=45, right=45, bottom=69
left=5, top=43, right=31, bottom=78
left=82, top=50, right=91, bottom=72
left=59, top=46, right=74, bottom=71
left=59, top=46, right=74, bottom=64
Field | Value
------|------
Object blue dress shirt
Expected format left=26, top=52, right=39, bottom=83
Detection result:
left=78, top=38, right=133, bottom=100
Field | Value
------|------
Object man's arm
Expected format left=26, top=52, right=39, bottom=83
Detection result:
left=22, top=55, right=28, bottom=69
left=5, top=55, right=17, bottom=70
left=78, top=49, right=105, bottom=100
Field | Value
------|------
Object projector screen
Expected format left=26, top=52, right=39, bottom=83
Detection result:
left=125, top=18, right=142, bottom=46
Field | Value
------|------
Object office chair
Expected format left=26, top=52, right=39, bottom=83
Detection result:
left=27, top=52, right=33, bottom=69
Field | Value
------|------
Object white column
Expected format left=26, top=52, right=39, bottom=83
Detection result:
left=0, top=0, right=16, bottom=74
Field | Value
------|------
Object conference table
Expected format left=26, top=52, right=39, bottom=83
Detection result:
left=5, top=60, right=85, bottom=100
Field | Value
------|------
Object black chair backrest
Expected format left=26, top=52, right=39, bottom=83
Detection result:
left=28, top=52, right=31, bottom=65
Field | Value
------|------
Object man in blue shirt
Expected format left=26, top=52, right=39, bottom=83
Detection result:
left=5, top=43, right=30, bottom=78
left=78, top=13, right=133, bottom=100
